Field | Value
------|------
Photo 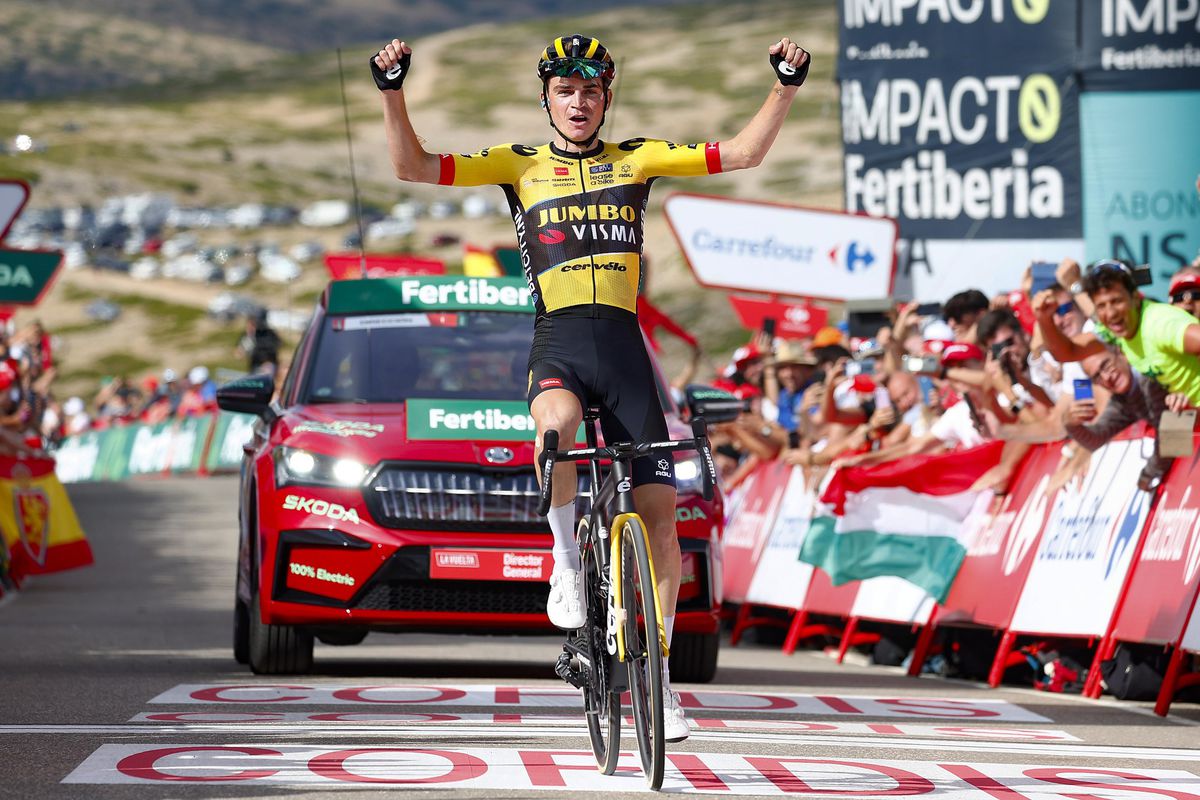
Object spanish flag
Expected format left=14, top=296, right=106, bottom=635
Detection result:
left=0, top=456, right=92, bottom=589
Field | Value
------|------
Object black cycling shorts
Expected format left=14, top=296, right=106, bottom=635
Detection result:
left=527, top=312, right=675, bottom=489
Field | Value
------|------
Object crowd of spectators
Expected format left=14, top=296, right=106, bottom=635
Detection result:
left=0, top=308, right=283, bottom=455
left=696, top=254, right=1200, bottom=500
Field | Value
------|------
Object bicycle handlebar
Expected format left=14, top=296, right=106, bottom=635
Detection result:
left=535, top=418, right=717, bottom=516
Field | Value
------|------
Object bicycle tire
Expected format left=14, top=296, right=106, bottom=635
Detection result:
left=579, top=517, right=621, bottom=775
left=621, top=516, right=665, bottom=790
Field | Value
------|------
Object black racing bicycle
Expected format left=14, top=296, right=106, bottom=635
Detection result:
left=537, top=412, right=717, bottom=791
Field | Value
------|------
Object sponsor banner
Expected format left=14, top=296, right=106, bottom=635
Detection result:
left=0, top=456, right=91, bottom=585
left=1112, top=437, right=1200, bottom=644
left=327, top=276, right=533, bottom=315
left=56, top=412, right=254, bottom=482
left=1184, top=597, right=1200, bottom=651
left=166, top=414, right=213, bottom=474
left=406, top=399, right=535, bottom=441
left=664, top=193, right=898, bottom=302
left=53, top=430, right=103, bottom=483
left=850, top=576, right=935, bottom=626
left=727, top=295, right=829, bottom=340
left=146, top=684, right=1050, bottom=721
left=744, top=466, right=817, bottom=608
left=0, top=179, right=30, bottom=241
left=206, top=412, right=257, bottom=472
left=896, top=237, right=1085, bottom=307
left=720, top=460, right=793, bottom=604
left=0, top=248, right=64, bottom=306
left=1080, top=0, right=1200, bottom=91
left=839, top=1, right=1081, bottom=241
left=1081, top=91, right=1200, bottom=296
left=429, top=549, right=550, bottom=582
left=1009, top=438, right=1155, bottom=636
left=67, top=748, right=1199, bottom=792
left=939, top=443, right=1062, bottom=629
left=324, top=252, right=445, bottom=281
left=126, top=711, right=1078, bottom=740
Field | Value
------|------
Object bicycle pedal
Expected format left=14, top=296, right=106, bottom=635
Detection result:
left=554, top=650, right=587, bottom=690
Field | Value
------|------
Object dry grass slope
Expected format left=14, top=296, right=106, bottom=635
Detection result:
left=2, top=0, right=844, bottom=397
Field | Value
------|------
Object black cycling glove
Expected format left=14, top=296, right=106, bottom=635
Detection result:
left=370, top=50, right=411, bottom=91
left=770, top=51, right=810, bottom=87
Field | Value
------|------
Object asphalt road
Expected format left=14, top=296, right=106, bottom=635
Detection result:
left=1, top=475, right=1198, bottom=798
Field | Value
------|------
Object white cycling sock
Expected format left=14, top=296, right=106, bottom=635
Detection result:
left=548, top=500, right=580, bottom=573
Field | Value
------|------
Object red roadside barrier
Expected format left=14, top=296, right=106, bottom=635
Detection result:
left=724, top=428, right=1200, bottom=714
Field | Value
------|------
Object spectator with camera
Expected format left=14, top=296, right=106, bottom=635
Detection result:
left=1037, top=258, right=1200, bottom=406
left=976, top=308, right=1054, bottom=421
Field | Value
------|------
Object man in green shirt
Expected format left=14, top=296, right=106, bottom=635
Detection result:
left=1035, top=259, right=1200, bottom=406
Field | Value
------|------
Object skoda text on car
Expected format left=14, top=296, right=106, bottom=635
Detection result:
left=219, top=275, right=725, bottom=680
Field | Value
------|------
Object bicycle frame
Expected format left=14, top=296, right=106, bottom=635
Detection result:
left=541, top=415, right=717, bottom=663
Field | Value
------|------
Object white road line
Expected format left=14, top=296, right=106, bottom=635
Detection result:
left=6, top=723, right=1200, bottom=761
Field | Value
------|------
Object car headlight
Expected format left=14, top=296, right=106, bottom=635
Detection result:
left=275, top=447, right=369, bottom=487
left=674, top=454, right=704, bottom=496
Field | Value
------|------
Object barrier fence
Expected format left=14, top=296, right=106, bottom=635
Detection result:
left=723, top=426, right=1200, bottom=717
left=54, top=411, right=256, bottom=483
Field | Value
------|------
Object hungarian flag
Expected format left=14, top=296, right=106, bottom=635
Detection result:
left=799, top=441, right=1003, bottom=602
left=0, top=456, right=91, bottom=589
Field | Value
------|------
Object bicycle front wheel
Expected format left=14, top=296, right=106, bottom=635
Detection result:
left=579, top=516, right=621, bottom=775
left=621, top=516, right=665, bottom=790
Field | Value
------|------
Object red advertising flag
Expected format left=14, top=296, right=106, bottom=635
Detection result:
left=721, top=460, right=793, bottom=604
left=727, top=295, right=828, bottom=339
left=937, top=443, right=1060, bottom=629
left=1112, top=436, right=1200, bottom=645
left=323, top=252, right=446, bottom=281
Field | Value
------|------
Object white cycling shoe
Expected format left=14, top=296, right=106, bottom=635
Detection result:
left=547, top=568, right=586, bottom=630
left=663, top=689, right=690, bottom=742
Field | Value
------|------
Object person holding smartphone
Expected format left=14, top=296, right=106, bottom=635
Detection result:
left=1061, top=345, right=1186, bottom=492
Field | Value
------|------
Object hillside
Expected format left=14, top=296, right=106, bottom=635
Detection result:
left=1, top=0, right=695, bottom=99
left=1, top=0, right=844, bottom=399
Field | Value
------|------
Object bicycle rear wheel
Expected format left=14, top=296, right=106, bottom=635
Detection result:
left=621, top=516, right=665, bottom=790
left=579, top=517, right=621, bottom=775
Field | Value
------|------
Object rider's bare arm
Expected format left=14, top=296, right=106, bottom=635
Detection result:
left=718, top=37, right=810, bottom=172
left=374, top=40, right=442, bottom=184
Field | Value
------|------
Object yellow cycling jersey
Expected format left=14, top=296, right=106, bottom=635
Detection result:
left=437, top=138, right=722, bottom=318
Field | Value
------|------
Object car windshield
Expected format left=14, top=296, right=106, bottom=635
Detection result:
left=303, top=311, right=532, bottom=403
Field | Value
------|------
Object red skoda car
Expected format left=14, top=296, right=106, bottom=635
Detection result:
left=218, top=276, right=731, bottom=680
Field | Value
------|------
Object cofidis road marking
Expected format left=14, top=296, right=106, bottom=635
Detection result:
left=146, top=684, right=1052, bottom=722
left=62, top=745, right=1200, bottom=793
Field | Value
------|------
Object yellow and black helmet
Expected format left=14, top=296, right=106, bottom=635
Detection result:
left=536, top=34, right=616, bottom=84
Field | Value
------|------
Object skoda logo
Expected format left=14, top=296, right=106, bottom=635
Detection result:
left=485, top=447, right=514, bottom=464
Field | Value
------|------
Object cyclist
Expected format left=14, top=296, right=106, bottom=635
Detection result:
left=373, top=31, right=811, bottom=741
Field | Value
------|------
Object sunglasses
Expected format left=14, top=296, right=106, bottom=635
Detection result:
left=1086, top=259, right=1133, bottom=277
left=1054, top=301, right=1077, bottom=317
left=543, top=57, right=608, bottom=80
left=1171, top=291, right=1200, bottom=304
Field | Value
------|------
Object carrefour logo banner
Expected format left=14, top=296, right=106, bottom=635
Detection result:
left=663, top=193, right=897, bottom=302
left=839, top=0, right=1082, bottom=240
left=1080, top=0, right=1200, bottom=91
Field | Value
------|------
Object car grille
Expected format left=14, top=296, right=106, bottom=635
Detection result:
left=353, top=578, right=549, bottom=615
left=369, top=466, right=593, bottom=530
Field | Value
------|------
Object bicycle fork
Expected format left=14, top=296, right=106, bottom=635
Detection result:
left=608, top=511, right=669, bottom=663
